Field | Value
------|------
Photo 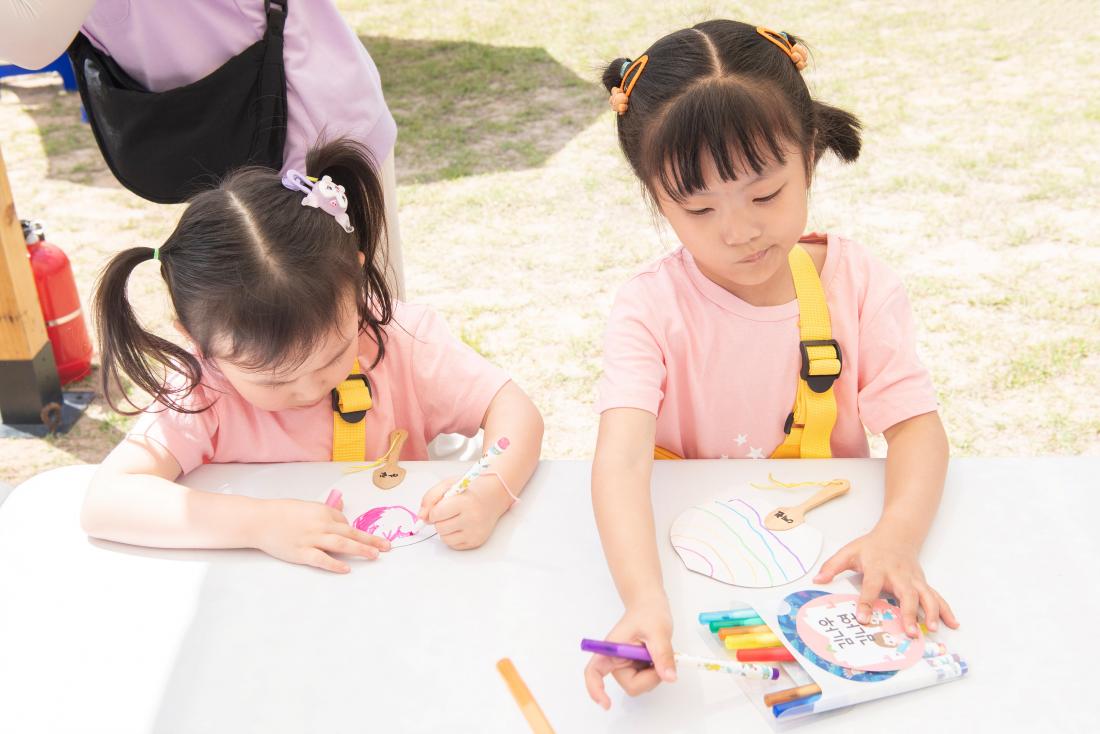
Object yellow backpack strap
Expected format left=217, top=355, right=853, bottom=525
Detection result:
left=332, top=358, right=373, bottom=462
left=771, top=245, right=842, bottom=459
left=654, top=445, right=683, bottom=460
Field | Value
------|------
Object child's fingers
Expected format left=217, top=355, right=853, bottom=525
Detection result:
left=642, top=632, right=677, bottom=683
left=427, top=495, right=463, bottom=525
left=332, top=524, right=392, bottom=552
left=916, top=585, right=941, bottom=632
left=418, top=478, right=455, bottom=519
left=432, top=515, right=462, bottom=537
left=320, top=534, right=380, bottom=560
left=898, top=587, right=920, bottom=637
left=814, top=546, right=854, bottom=583
left=438, top=528, right=466, bottom=549
left=304, top=548, right=349, bottom=574
left=937, top=592, right=960, bottom=629
left=450, top=536, right=475, bottom=551
left=612, top=664, right=662, bottom=697
left=857, top=570, right=884, bottom=623
left=583, top=656, right=614, bottom=709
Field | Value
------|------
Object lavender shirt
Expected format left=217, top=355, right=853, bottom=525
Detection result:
left=80, top=0, right=397, bottom=173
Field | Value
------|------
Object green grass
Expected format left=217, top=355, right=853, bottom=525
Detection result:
left=995, top=337, right=1094, bottom=390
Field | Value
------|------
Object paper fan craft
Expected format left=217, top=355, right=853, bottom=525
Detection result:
left=326, top=468, right=441, bottom=548
left=670, top=497, right=823, bottom=588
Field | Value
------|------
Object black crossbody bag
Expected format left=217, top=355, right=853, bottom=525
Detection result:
left=67, top=0, right=288, bottom=203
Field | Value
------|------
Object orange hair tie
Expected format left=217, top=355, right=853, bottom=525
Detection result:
left=620, top=55, right=649, bottom=98
left=756, top=26, right=808, bottom=71
left=608, top=54, right=650, bottom=116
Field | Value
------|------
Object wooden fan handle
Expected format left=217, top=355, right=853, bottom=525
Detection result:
left=795, top=480, right=850, bottom=513
left=382, top=429, right=408, bottom=464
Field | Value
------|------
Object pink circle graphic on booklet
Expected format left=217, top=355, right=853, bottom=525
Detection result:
left=794, top=594, right=924, bottom=672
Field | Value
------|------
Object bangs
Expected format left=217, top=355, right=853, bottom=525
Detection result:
left=214, top=274, right=360, bottom=374
left=642, top=78, right=804, bottom=203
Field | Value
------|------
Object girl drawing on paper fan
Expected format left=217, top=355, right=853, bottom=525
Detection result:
left=83, top=138, right=544, bottom=573
left=585, top=18, right=960, bottom=709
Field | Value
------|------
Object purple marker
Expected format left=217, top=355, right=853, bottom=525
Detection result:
left=581, top=638, right=653, bottom=662
left=580, top=638, right=780, bottom=680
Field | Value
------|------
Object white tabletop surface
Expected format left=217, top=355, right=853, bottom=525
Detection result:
left=1, top=457, right=1096, bottom=733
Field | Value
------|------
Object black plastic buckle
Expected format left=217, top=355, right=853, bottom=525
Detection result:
left=331, top=373, right=372, bottom=424
left=799, top=339, right=842, bottom=394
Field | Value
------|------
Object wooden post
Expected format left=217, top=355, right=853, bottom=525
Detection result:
left=0, top=143, right=61, bottom=425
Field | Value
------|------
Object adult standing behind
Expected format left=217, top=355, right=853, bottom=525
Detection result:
left=0, top=0, right=404, bottom=296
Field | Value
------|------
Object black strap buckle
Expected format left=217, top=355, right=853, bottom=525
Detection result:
left=799, top=339, right=842, bottom=394
left=331, top=373, right=372, bottom=424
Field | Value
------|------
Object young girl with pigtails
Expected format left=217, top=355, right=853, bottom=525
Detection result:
left=84, top=139, right=543, bottom=572
left=584, top=20, right=959, bottom=708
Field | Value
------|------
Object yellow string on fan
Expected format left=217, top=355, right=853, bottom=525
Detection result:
left=751, top=473, right=846, bottom=490
left=342, top=431, right=404, bottom=475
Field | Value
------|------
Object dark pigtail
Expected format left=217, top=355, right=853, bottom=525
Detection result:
left=812, top=100, right=862, bottom=163
left=602, top=57, right=632, bottom=92
left=306, top=138, right=392, bottom=368
left=94, top=136, right=396, bottom=417
left=94, top=246, right=203, bottom=414
left=601, top=19, right=863, bottom=201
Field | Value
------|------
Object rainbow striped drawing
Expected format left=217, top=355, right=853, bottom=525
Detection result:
left=670, top=497, right=823, bottom=588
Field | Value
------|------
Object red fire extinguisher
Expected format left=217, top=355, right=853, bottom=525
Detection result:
left=22, top=220, right=93, bottom=385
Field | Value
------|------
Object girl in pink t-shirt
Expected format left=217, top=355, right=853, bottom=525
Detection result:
left=84, top=138, right=543, bottom=573
left=584, top=20, right=958, bottom=708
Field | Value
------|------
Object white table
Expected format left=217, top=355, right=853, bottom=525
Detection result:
left=1, top=458, right=1096, bottom=732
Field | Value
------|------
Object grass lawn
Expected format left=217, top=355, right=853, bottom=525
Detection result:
left=1, top=0, right=1097, bottom=485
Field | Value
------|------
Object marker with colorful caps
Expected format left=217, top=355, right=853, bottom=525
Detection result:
left=708, top=616, right=766, bottom=631
left=736, top=647, right=796, bottom=663
left=772, top=692, right=822, bottom=717
left=580, top=639, right=780, bottom=680
left=410, top=437, right=510, bottom=534
left=764, top=683, right=822, bottom=707
left=698, top=609, right=759, bottom=623
left=724, top=633, right=783, bottom=650
left=717, top=624, right=773, bottom=638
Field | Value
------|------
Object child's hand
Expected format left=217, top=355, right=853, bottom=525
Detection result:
left=814, top=530, right=959, bottom=636
left=251, top=497, right=391, bottom=573
left=417, top=476, right=510, bottom=550
left=583, top=595, right=676, bottom=710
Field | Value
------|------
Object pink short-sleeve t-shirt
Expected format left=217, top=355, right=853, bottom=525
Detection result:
left=595, top=233, right=939, bottom=459
left=129, top=303, right=510, bottom=476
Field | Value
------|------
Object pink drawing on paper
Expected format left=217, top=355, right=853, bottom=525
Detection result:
left=795, top=594, right=924, bottom=672
left=351, top=505, right=436, bottom=547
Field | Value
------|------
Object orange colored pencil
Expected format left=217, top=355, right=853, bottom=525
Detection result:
left=497, top=658, right=555, bottom=734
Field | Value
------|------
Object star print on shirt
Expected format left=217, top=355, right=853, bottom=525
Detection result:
left=747, top=447, right=764, bottom=459
left=734, top=434, right=747, bottom=446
